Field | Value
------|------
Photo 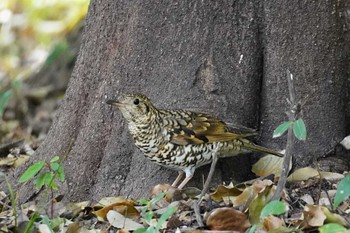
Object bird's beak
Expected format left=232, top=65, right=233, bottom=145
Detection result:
left=106, top=99, right=125, bottom=107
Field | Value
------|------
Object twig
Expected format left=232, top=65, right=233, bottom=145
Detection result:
left=271, top=70, right=299, bottom=201
left=194, top=151, right=219, bottom=227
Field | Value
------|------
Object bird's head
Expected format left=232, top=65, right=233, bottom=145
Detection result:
left=106, top=94, right=157, bottom=125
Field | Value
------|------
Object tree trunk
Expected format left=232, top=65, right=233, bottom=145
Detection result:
left=17, top=0, right=349, bottom=202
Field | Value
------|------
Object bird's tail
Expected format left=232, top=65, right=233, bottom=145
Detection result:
left=241, top=140, right=284, bottom=157
left=218, top=138, right=284, bottom=158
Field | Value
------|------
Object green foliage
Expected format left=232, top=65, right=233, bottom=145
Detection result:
left=0, top=89, right=12, bottom=118
left=136, top=193, right=177, bottom=233
left=0, top=80, right=22, bottom=119
left=260, top=200, right=288, bottom=219
left=19, top=156, right=65, bottom=191
left=19, top=161, right=45, bottom=183
left=17, top=156, right=66, bottom=231
left=273, top=118, right=307, bottom=140
left=334, top=175, right=350, bottom=209
left=23, top=212, right=40, bottom=233
left=248, top=224, right=256, bottom=233
left=293, top=118, right=307, bottom=140
left=319, top=223, right=350, bottom=233
left=273, top=121, right=293, bottom=138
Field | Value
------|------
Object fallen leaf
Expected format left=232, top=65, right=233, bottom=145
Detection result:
left=232, top=180, right=273, bottom=208
left=262, top=215, right=285, bottom=231
left=252, top=155, right=286, bottom=177
left=107, top=210, right=144, bottom=231
left=288, top=167, right=344, bottom=182
left=288, top=167, right=319, bottom=182
left=66, top=222, right=81, bottom=233
left=248, top=184, right=276, bottom=224
left=94, top=201, right=139, bottom=221
left=300, top=194, right=314, bottom=205
left=321, top=206, right=347, bottom=226
left=206, top=207, right=250, bottom=232
left=210, top=184, right=242, bottom=202
left=303, top=205, right=326, bottom=227
left=340, top=135, right=350, bottom=150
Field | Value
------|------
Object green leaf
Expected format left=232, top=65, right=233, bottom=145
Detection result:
left=50, top=181, right=59, bottom=190
left=319, top=223, right=348, bottom=233
left=50, top=156, right=60, bottom=163
left=149, top=192, right=166, bottom=206
left=273, top=121, right=293, bottom=138
left=260, top=200, right=288, bottom=219
left=43, top=172, right=55, bottom=186
left=146, top=227, right=157, bottom=233
left=23, top=212, right=40, bottom=233
left=45, top=41, right=68, bottom=65
left=11, top=80, right=22, bottom=89
left=334, top=175, right=350, bottom=208
left=35, top=173, right=48, bottom=189
left=155, top=206, right=177, bottom=230
left=139, top=198, right=149, bottom=205
left=293, top=118, right=307, bottom=140
left=57, top=166, right=65, bottom=182
left=0, top=89, right=12, bottom=117
left=248, top=225, right=256, bottom=233
left=41, top=215, right=54, bottom=233
left=144, top=211, right=153, bottom=224
left=50, top=162, right=60, bottom=171
left=134, top=228, right=148, bottom=233
left=19, top=161, right=45, bottom=183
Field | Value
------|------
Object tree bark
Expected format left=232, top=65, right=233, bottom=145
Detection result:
left=16, top=0, right=349, bottom=202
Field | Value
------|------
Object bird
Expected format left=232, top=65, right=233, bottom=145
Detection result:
left=106, top=94, right=283, bottom=190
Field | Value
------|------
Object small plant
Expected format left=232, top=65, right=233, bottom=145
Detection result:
left=135, top=192, right=177, bottom=233
left=19, top=156, right=65, bottom=191
left=0, top=80, right=21, bottom=119
left=19, top=155, right=65, bottom=232
left=273, top=118, right=307, bottom=141
left=333, top=175, right=350, bottom=209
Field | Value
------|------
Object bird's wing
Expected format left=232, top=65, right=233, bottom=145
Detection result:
left=166, top=112, right=244, bottom=146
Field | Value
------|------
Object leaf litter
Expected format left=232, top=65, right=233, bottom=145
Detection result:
left=1, top=87, right=350, bottom=232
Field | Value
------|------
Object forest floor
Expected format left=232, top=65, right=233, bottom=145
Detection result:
left=0, top=90, right=349, bottom=233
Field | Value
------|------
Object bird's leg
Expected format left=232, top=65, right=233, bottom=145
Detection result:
left=194, top=150, right=219, bottom=227
left=177, top=175, right=193, bottom=190
left=171, top=171, right=184, bottom=187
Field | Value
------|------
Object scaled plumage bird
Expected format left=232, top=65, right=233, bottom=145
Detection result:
left=107, top=94, right=282, bottom=189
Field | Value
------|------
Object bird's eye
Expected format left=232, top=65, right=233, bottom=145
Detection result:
left=133, top=98, right=140, bottom=105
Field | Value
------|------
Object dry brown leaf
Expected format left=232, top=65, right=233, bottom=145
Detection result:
left=62, top=201, right=90, bottom=218
left=94, top=197, right=139, bottom=221
left=12, top=155, right=30, bottom=167
left=288, top=167, right=344, bottom=182
left=206, top=207, right=250, bottom=232
left=66, top=222, right=81, bottom=233
left=252, top=155, right=285, bottom=177
left=262, top=215, right=285, bottom=231
left=117, top=229, right=130, bottom=233
left=0, top=155, right=16, bottom=166
left=107, top=210, right=143, bottom=230
left=319, top=171, right=344, bottom=181
left=303, top=204, right=326, bottom=227
left=210, top=184, right=242, bottom=202
left=300, top=194, right=314, bottom=205
left=288, top=167, right=319, bottom=182
left=151, top=183, right=181, bottom=204
left=231, top=180, right=273, bottom=207
left=0, top=154, right=29, bottom=168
